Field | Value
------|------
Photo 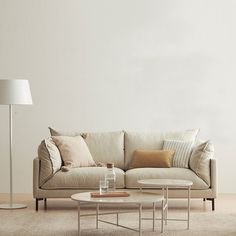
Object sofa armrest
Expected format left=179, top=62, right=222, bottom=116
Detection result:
left=210, top=158, right=217, bottom=198
left=33, top=157, right=40, bottom=198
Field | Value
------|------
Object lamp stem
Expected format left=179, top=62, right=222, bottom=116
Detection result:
left=0, top=104, right=27, bottom=209
left=9, top=104, right=13, bottom=207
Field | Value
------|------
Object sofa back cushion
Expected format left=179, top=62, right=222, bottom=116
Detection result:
left=83, top=131, right=125, bottom=169
left=124, top=129, right=199, bottom=169
left=49, top=128, right=125, bottom=169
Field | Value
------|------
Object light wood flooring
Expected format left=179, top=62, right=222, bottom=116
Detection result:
left=0, top=193, right=236, bottom=213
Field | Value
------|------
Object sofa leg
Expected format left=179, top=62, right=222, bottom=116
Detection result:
left=206, top=198, right=215, bottom=211
left=203, top=198, right=206, bottom=201
left=44, top=198, right=47, bottom=210
left=212, top=199, right=215, bottom=211
left=36, top=198, right=43, bottom=211
left=36, top=199, right=38, bottom=211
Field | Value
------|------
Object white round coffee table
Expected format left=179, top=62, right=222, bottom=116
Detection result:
left=138, top=179, right=193, bottom=229
left=71, top=191, right=165, bottom=236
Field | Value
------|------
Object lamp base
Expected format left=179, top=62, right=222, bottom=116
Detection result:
left=0, top=203, right=27, bottom=209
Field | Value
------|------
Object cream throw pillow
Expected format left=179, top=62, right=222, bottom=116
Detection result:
left=163, top=140, right=194, bottom=168
left=52, top=135, right=96, bottom=170
left=189, top=141, right=214, bottom=186
left=49, top=127, right=85, bottom=137
left=38, top=138, right=62, bottom=186
left=44, top=138, right=62, bottom=173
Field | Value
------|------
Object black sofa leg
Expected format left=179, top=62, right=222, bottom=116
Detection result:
left=206, top=198, right=215, bottom=211
left=203, top=198, right=206, bottom=201
left=36, top=198, right=43, bottom=211
left=36, top=198, right=39, bottom=211
left=212, top=199, right=215, bottom=211
left=44, top=198, right=47, bottom=210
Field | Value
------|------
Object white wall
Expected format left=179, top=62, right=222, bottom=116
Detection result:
left=0, top=0, right=235, bottom=193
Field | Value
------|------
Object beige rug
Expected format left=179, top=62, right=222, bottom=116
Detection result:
left=0, top=199, right=236, bottom=236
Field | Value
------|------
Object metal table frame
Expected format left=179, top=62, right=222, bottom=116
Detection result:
left=139, top=181, right=192, bottom=229
left=75, top=198, right=165, bottom=236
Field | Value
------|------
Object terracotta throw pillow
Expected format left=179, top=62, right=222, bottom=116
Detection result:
left=130, top=150, right=175, bottom=168
left=52, top=135, right=96, bottom=171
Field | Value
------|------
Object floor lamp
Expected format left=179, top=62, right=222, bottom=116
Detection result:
left=0, top=79, right=32, bottom=209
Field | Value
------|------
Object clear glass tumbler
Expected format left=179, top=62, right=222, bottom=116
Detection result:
left=99, top=180, right=108, bottom=194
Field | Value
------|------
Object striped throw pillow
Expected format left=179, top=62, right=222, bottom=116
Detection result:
left=163, top=140, right=194, bottom=168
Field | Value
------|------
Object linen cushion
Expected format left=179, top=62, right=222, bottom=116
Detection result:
left=189, top=141, right=214, bottom=185
left=52, top=136, right=96, bottom=169
left=49, top=128, right=125, bottom=169
left=126, top=167, right=209, bottom=189
left=130, top=150, right=175, bottom=168
left=38, top=138, right=62, bottom=186
left=163, top=140, right=194, bottom=168
left=41, top=167, right=125, bottom=189
left=83, top=131, right=124, bottom=169
left=49, top=127, right=83, bottom=137
left=125, top=129, right=199, bottom=169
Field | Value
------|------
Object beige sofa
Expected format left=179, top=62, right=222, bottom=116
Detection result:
left=33, top=130, right=217, bottom=211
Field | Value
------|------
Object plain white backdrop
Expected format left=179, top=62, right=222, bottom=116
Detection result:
left=0, top=0, right=235, bottom=193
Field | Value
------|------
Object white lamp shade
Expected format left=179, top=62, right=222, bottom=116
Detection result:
left=0, top=79, right=33, bottom=105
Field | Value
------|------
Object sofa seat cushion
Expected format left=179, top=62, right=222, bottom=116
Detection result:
left=41, top=167, right=125, bottom=190
left=125, top=168, right=209, bottom=190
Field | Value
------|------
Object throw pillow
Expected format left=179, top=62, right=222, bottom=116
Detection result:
left=38, top=138, right=62, bottom=186
left=130, top=150, right=175, bottom=168
left=52, top=135, right=96, bottom=170
left=189, top=141, right=214, bottom=186
left=164, top=129, right=200, bottom=141
left=49, top=127, right=86, bottom=137
left=44, top=138, right=62, bottom=172
left=163, top=140, right=194, bottom=168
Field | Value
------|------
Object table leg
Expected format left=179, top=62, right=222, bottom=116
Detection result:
left=139, top=203, right=142, bottom=236
left=78, top=202, right=80, bottom=236
left=187, top=186, right=191, bottom=229
left=161, top=200, right=164, bottom=233
left=162, top=187, right=166, bottom=224
left=96, top=204, right=99, bottom=229
left=152, top=202, right=155, bottom=231
left=165, top=187, right=168, bottom=225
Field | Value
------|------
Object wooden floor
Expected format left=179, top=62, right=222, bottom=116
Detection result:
left=0, top=193, right=236, bottom=213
